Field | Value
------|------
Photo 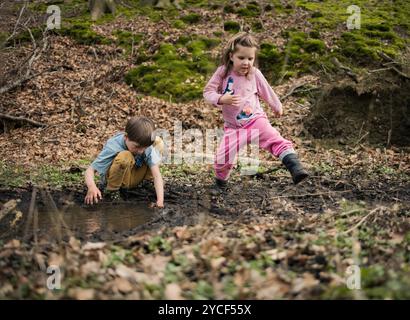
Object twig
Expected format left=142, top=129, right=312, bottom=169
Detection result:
left=331, top=57, right=358, bottom=82
left=378, top=51, right=395, bottom=62
left=342, top=207, right=381, bottom=235
left=368, top=67, right=391, bottom=73
left=0, top=70, right=46, bottom=94
left=369, top=66, right=410, bottom=79
left=252, top=167, right=282, bottom=178
left=390, top=66, right=410, bottom=79
left=276, top=190, right=352, bottom=198
left=354, top=131, right=369, bottom=147
left=377, top=51, right=410, bottom=79
left=0, top=113, right=47, bottom=127
left=5, top=3, right=27, bottom=44
left=0, top=29, right=49, bottom=95
left=280, top=82, right=307, bottom=101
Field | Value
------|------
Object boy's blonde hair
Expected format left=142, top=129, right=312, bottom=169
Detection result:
left=221, top=32, right=259, bottom=79
left=125, top=116, right=155, bottom=147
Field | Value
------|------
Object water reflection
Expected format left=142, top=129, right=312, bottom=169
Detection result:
left=36, top=202, right=154, bottom=238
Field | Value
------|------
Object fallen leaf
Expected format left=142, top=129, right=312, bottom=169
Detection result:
left=113, top=277, right=133, bottom=294
left=82, top=242, right=106, bottom=251
left=164, top=283, right=183, bottom=300
left=68, top=288, right=95, bottom=300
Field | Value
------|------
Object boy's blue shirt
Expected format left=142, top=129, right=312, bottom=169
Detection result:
left=91, top=132, right=161, bottom=187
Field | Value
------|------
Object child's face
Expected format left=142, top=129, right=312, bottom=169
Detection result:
left=230, top=44, right=256, bottom=76
left=125, top=136, right=146, bottom=155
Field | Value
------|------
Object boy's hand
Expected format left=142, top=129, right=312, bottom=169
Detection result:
left=149, top=202, right=164, bottom=209
left=85, top=186, right=102, bottom=205
left=219, top=94, right=241, bottom=107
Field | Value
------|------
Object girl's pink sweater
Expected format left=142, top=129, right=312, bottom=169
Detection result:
left=203, top=66, right=283, bottom=129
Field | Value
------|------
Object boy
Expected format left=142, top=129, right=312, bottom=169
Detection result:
left=84, top=116, right=164, bottom=207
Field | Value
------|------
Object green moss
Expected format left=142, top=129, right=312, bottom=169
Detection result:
left=304, top=39, right=326, bottom=53
left=112, top=30, right=143, bottom=53
left=252, top=21, right=263, bottom=32
left=363, top=23, right=391, bottom=32
left=311, top=11, right=323, bottom=18
left=259, top=43, right=281, bottom=63
left=213, top=31, right=223, bottom=37
left=197, top=37, right=221, bottom=50
left=176, top=35, right=191, bottom=46
left=60, top=21, right=110, bottom=45
left=125, top=37, right=217, bottom=102
left=294, top=0, right=409, bottom=69
left=29, top=0, right=87, bottom=17
left=223, top=4, right=236, bottom=14
left=0, top=160, right=86, bottom=189
left=284, top=32, right=328, bottom=76
left=6, top=28, right=43, bottom=46
left=172, top=19, right=186, bottom=29
left=258, top=42, right=283, bottom=82
left=309, top=30, right=321, bottom=39
left=224, top=21, right=240, bottom=33
left=338, top=32, right=380, bottom=63
left=363, top=30, right=396, bottom=40
left=180, top=13, right=201, bottom=24
left=237, top=3, right=261, bottom=17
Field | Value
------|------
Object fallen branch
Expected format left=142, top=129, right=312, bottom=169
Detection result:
left=0, top=113, right=47, bottom=127
left=378, top=51, right=395, bottom=63
left=0, top=71, right=44, bottom=95
left=377, top=51, right=410, bottom=79
left=342, top=207, right=381, bottom=235
left=280, top=82, right=307, bottom=101
left=0, top=28, right=49, bottom=95
left=331, top=57, right=358, bottom=82
left=276, top=189, right=352, bottom=198
left=368, top=66, right=410, bottom=79
left=390, top=66, right=410, bottom=80
left=5, top=3, right=27, bottom=45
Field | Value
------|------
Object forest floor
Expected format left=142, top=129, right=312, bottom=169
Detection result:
left=0, top=0, right=409, bottom=299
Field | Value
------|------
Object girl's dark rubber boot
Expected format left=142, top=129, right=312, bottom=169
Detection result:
left=282, top=154, right=309, bottom=185
left=210, top=178, right=228, bottom=195
left=215, top=178, right=228, bottom=190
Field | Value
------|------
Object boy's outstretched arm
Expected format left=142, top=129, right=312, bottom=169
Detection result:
left=150, top=164, right=164, bottom=208
left=84, top=166, right=102, bottom=204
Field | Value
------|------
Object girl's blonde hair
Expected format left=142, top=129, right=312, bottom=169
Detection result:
left=221, top=32, right=259, bottom=79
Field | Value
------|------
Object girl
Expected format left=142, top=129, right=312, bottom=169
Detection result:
left=203, top=32, right=308, bottom=187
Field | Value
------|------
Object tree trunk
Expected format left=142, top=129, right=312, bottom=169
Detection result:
left=88, top=0, right=116, bottom=21
left=139, top=0, right=180, bottom=9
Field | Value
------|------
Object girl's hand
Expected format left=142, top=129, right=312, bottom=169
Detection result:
left=219, top=94, right=241, bottom=107
left=274, top=109, right=283, bottom=118
left=85, top=186, right=102, bottom=205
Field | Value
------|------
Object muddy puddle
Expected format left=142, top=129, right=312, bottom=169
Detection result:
left=0, top=189, right=159, bottom=241
left=33, top=202, right=155, bottom=240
